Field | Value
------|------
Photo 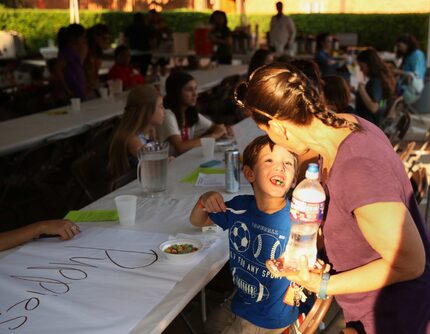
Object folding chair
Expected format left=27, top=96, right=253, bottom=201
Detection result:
left=297, top=295, right=334, bottom=334
left=409, top=166, right=428, bottom=205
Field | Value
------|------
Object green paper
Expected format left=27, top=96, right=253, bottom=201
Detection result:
left=180, top=167, right=225, bottom=183
left=64, top=210, right=119, bottom=222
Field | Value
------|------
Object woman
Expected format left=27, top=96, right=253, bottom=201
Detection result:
left=108, top=84, right=164, bottom=177
left=156, top=71, right=226, bottom=156
left=247, top=48, right=274, bottom=80
left=234, top=63, right=430, bottom=334
left=356, top=48, right=396, bottom=126
left=53, top=24, right=88, bottom=101
left=394, top=33, right=427, bottom=105
left=314, top=32, right=337, bottom=76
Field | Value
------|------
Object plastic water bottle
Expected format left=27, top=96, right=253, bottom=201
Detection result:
left=282, top=163, right=325, bottom=270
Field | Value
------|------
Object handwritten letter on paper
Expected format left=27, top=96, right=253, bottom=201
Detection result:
left=0, top=227, right=202, bottom=334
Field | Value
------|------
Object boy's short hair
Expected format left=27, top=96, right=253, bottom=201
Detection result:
left=243, top=135, right=298, bottom=174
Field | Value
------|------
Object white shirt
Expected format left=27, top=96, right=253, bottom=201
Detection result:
left=269, top=13, right=296, bottom=49
left=156, top=109, right=213, bottom=155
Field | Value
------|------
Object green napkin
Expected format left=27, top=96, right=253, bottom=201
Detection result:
left=180, top=167, right=225, bottom=183
left=64, top=210, right=118, bottom=222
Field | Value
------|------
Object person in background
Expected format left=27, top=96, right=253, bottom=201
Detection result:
left=147, top=9, right=172, bottom=77
left=108, top=45, right=145, bottom=90
left=124, top=12, right=152, bottom=77
left=269, top=1, right=296, bottom=56
left=314, top=32, right=339, bottom=77
left=0, top=219, right=80, bottom=251
left=355, top=48, right=396, bottom=126
left=156, top=71, right=227, bottom=156
left=190, top=135, right=302, bottom=334
left=108, top=84, right=164, bottom=177
left=84, top=23, right=110, bottom=97
left=53, top=23, right=88, bottom=102
left=393, top=33, right=427, bottom=105
left=322, top=75, right=354, bottom=114
left=247, top=48, right=274, bottom=79
left=235, top=62, right=430, bottom=334
left=208, top=10, right=232, bottom=65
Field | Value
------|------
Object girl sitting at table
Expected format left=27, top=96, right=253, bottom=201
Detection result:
left=322, top=75, right=355, bottom=114
left=156, top=71, right=227, bottom=156
left=108, top=84, right=164, bottom=177
left=355, top=48, right=396, bottom=126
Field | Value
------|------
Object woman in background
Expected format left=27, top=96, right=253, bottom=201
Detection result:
left=355, top=48, right=396, bottom=126
left=108, top=84, right=164, bottom=177
left=208, top=10, right=232, bottom=65
left=156, top=71, right=226, bottom=156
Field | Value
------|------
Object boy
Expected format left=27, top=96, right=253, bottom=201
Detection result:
left=108, top=45, right=145, bottom=90
left=190, top=135, right=299, bottom=334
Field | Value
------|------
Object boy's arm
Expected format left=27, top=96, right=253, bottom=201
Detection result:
left=189, top=191, right=226, bottom=227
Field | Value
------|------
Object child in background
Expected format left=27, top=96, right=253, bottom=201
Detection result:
left=108, top=45, right=145, bottom=90
left=107, top=84, right=164, bottom=177
left=190, top=135, right=300, bottom=334
left=0, top=219, right=80, bottom=251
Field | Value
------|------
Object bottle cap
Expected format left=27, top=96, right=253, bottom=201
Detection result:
left=306, top=163, right=319, bottom=180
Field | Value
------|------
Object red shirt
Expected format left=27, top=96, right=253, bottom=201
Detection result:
left=108, top=64, right=144, bottom=89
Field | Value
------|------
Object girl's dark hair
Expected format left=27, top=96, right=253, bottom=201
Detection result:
left=322, top=75, right=351, bottom=113
left=248, top=49, right=273, bottom=79
left=164, top=71, right=198, bottom=128
left=87, top=23, right=110, bottom=58
left=209, top=10, right=228, bottom=27
left=357, top=47, right=396, bottom=99
left=57, top=23, right=86, bottom=51
left=236, top=62, right=361, bottom=131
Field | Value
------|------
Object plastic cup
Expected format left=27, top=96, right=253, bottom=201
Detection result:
left=99, top=87, right=108, bottom=99
left=201, top=137, right=215, bottom=160
left=114, top=195, right=137, bottom=226
left=70, top=98, right=81, bottom=113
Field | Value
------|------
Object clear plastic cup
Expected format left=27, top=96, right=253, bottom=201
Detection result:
left=201, top=137, right=215, bottom=160
left=70, top=98, right=81, bottom=113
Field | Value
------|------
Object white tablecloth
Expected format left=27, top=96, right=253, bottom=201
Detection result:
left=0, top=65, right=247, bottom=157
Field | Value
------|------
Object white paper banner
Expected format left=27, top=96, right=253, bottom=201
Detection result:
left=0, top=227, right=210, bottom=334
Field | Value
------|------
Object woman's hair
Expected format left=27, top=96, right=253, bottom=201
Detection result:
left=163, top=70, right=199, bottom=129
left=248, top=49, right=273, bottom=79
left=209, top=10, right=228, bottom=27
left=87, top=23, right=110, bottom=58
left=108, top=84, right=159, bottom=176
left=290, top=59, right=323, bottom=94
left=357, top=47, right=396, bottom=99
left=322, top=75, right=351, bottom=113
left=397, top=33, right=419, bottom=55
left=235, top=62, right=360, bottom=131
left=57, top=24, right=86, bottom=51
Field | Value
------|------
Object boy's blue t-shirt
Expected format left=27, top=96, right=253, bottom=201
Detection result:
left=209, top=195, right=298, bottom=329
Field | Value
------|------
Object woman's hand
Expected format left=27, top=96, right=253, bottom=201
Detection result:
left=267, top=256, right=330, bottom=294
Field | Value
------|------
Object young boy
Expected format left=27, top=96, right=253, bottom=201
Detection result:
left=190, top=135, right=299, bottom=334
left=108, top=45, right=145, bottom=90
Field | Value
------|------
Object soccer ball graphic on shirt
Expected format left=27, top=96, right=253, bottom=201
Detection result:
left=230, top=222, right=250, bottom=252
left=253, top=233, right=282, bottom=265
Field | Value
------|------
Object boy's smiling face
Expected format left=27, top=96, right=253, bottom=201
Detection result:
left=243, top=144, right=296, bottom=199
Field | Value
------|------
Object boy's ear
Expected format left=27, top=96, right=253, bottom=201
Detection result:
left=243, top=165, right=255, bottom=183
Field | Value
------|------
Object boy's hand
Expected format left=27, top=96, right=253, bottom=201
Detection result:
left=200, top=191, right=226, bottom=213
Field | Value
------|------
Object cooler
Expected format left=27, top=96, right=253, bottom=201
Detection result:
left=194, top=26, right=213, bottom=57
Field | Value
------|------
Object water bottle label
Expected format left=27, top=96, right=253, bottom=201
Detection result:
left=290, top=197, right=324, bottom=223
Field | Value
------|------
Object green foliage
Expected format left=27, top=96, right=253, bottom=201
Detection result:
left=0, top=9, right=427, bottom=56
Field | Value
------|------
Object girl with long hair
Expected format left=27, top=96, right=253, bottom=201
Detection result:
left=356, top=47, right=396, bottom=126
left=234, top=62, right=430, bottom=334
left=108, top=84, right=164, bottom=176
left=156, top=71, right=226, bottom=155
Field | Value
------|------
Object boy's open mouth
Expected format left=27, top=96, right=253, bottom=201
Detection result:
left=270, top=175, right=285, bottom=186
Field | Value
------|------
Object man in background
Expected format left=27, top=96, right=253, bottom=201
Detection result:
left=269, top=1, right=296, bottom=56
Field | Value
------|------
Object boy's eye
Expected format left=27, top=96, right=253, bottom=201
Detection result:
left=283, top=161, right=293, bottom=166
left=264, top=159, right=273, bottom=163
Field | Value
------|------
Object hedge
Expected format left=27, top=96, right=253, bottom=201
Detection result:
left=0, top=9, right=427, bottom=56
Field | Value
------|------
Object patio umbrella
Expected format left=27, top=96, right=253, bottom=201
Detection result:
left=70, top=0, right=80, bottom=24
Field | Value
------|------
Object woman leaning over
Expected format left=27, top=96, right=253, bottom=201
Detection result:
left=156, top=71, right=227, bottom=156
left=235, top=62, right=430, bottom=334
left=108, top=84, right=164, bottom=177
